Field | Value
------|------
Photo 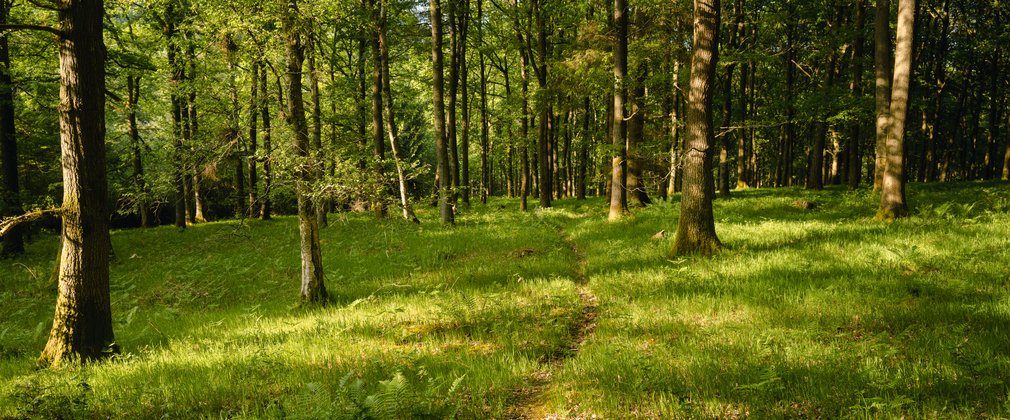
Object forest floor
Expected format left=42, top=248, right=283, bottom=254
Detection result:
left=2, top=181, right=1010, bottom=418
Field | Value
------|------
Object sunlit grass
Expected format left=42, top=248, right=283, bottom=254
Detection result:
left=2, top=182, right=1009, bottom=418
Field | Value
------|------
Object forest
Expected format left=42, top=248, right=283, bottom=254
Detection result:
left=0, top=0, right=1009, bottom=417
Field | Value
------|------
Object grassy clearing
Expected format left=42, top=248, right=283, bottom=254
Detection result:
left=1, top=182, right=1009, bottom=418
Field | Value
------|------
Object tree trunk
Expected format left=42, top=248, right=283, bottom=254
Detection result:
left=126, top=76, right=153, bottom=227
left=308, top=30, right=327, bottom=227
left=259, top=64, right=273, bottom=220
left=378, top=0, right=419, bottom=223
left=517, top=21, right=531, bottom=212
left=447, top=0, right=460, bottom=206
left=248, top=61, right=259, bottom=218
left=431, top=0, right=454, bottom=223
left=846, top=0, right=866, bottom=189
left=535, top=0, right=551, bottom=208
left=224, top=38, right=244, bottom=220
left=873, top=0, right=893, bottom=190
left=478, top=0, right=489, bottom=204
left=608, top=0, right=629, bottom=221
left=459, top=2, right=471, bottom=206
left=1, top=2, right=25, bottom=256
left=627, top=62, right=652, bottom=206
left=165, top=3, right=186, bottom=230
left=673, top=0, right=722, bottom=256
left=39, top=0, right=115, bottom=366
left=370, top=8, right=386, bottom=218
left=878, top=0, right=913, bottom=219
left=284, top=0, right=326, bottom=303
left=187, top=43, right=205, bottom=224
left=719, top=62, right=734, bottom=196
left=668, top=60, right=681, bottom=197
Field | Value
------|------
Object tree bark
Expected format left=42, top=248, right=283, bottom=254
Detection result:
left=1, top=1, right=25, bottom=255
left=165, top=2, right=186, bottom=229
left=673, top=0, right=722, bottom=255
left=873, top=0, right=893, bottom=190
left=535, top=0, right=551, bottom=208
left=627, top=62, right=652, bottom=206
left=846, top=0, right=866, bottom=189
left=478, top=0, right=490, bottom=204
left=608, top=0, right=629, bottom=221
left=431, top=0, right=454, bottom=223
left=259, top=64, right=273, bottom=220
left=370, top=6, right=386, bottom=218
left=878, top=0, right=914, bottom=219
left=283, top=0, right=326, bottom=302
left=248, top=61, right=259, bottom=218
left=39, top=0, right=115, bottom=366
left=447, top=0, right=460, bottom=206
left=308, top=30, right=327, bottom=227
left=668, top=60, right=681, bottom=197
left=459, top=2, right=471, bottom=206
left=378, top=0, right=419, bottom=223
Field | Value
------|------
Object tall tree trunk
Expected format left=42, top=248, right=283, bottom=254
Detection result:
left=459, top=2, right=471, bottom=206
left=673, top=0, right=722, bottom=255
left=873, top=0, right=893, bottom=190
left=878, top=0, right=914, bottom=219
left=259, top=64, right=273, bottom=220
left=534, top=0, right=551, bottom=208
left=447, top=0, right=460, bottom=206
left=782, top=20, right=796, bottom=187
left=187, top=43, right=205, bottom=224
left=846, top=0, right=866, bottom=189
left=517, top=20, right=531, bottom=212
left=719, top=62, right=734, bottom=196
left=668, top=60, right=681, bottom=197
left=1, top=1, right=25, bottom=256
left=126, top=76, right=153, bottom=227
left=283, top=0, right=326, bottom=303
left=248, top=61, right=259, bottom=218
left=370, top=7, right=387, bottom=218
left=736, top=58, right=748, bottom=189
left=165, top=4, right=186, bottom=230
left=627, top=62, right=652, bottom=206
left=378, top=0, right=419, bottom=223
left=608, top=0, right=629, bottom=221
left=579, top=97, right=590, bottom=200
left=984, top=55, right=1001, bottom=180
left=478, top=0, right=490, bottom=204
left=224, top=37, right=244, bottom=220
left=308, top=30, right=327, bottom=227
left=923, top=2, right=947, bottom=183
left=431, top=0, right=454, bottom=223
left=39, top=0, right=115, bottom=366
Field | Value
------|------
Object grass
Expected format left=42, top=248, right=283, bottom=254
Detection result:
left=2, top=181, right=1009, bottom=418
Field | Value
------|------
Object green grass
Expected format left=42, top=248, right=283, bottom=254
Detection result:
left=2, top=181, right=1009, bottom=418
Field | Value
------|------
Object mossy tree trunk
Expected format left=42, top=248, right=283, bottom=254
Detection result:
left=283, top=0, right=326, bottom=303
left=39, top=0, right=115, bottom=366
left=673, top=0, right=722, bottom=256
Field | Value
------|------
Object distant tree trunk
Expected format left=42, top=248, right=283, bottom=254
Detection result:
left=187, top=44, right=205, bottom=224
left=283, top=0, right=327, bottom=303
left=878, top=0, right=914, bottom=219
left=165, top=4, right=186, bottom=230
left=431, top=0, right=454, bottom=223
left=923, top=2, right=947, bottom=183
left=984, top=55, right=1001, bottom=180
left=378, top=0, right=418, bottom=223
left=517, top=22, right=531, bottom=212
left=1, top=2, right=25, bottom=256
left=447, top=0, right=460, bottom=206
left=478, top=0, right=490, bottom=204
left=248, top=61, right=259, bottom=218
left=846, top=0, right=866, bottom=189
left=719, top=61, right=734, bottom=196
left=736, top=58, right=748, bottom=189
left=579, top=97, right=590, bottom=200
left=673, top=0, right=722, bottom=256
left=459, top=2, right=471, bottom=206
left=608, top=0, right=629, bottom=221
left=370, top=8, right=386, bottom=218
left=223, top=37, right=244, bottom=220
left=873, top=0, right=893, bottom=190
left=627, top=62, right=652, bottom=207
left=781, top=19, right=796, bottom=187
left=1004, top=112, right=1010, bottom=180
left=126, top=76, right=153, bottom=227
left=308, top=31, right=327, bottom=227
left=38, top=0, right=115, bottom=366
left=259, top=64, right=273, bottom=220
left=668, top=60, right=681, bottom=197
left=534, top=0, right=551, bottom=208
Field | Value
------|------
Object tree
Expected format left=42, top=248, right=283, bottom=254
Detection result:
left=608, top=0, right=628, bottom=221
left=672, top=0, right=721, bottom=256
left=878, top=0, right=914, bottom=219
left=0, top=0, right=24, bottom=257
left=39, top=0, right=116, bottom=366
left=283, top=0, right=327, bottom=303
left=377, top=0, right=419, bottom=223
left=872, top=0, right=892, bottom=191
left=431, top=0, right=454, bottom=224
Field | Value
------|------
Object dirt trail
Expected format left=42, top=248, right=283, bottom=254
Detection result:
left=506, top=224, right=598, bottom=419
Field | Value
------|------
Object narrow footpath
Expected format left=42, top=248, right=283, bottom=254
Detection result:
left=507, top=222, right=599, bottom=419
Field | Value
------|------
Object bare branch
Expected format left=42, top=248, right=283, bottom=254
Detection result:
left=0, top=207, right=63, bottom=237
left=0, top=23, right=61, bottom=37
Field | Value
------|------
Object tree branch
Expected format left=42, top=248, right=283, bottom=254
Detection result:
left=0, top=207, right=64, bottom=238
left=0, top=24, right=61, bottom=37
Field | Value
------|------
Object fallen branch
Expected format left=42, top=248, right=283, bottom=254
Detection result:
left=0, top=207, right=64, bottom=237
